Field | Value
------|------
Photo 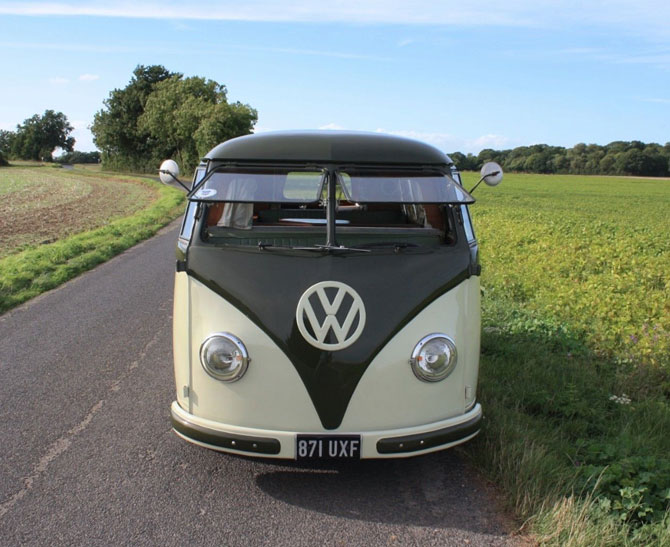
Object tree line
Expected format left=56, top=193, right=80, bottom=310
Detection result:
left=0, top=110, right=75, bottom=165
left=450, top=141, right=670, bottom=177
left=0, top=64, right=257, bottom=173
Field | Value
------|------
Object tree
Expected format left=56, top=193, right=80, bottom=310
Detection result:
left=10, top=110, right=74, bottom=161
left=447, top=152, right=479, bottom=171
left=0, top=130, right=13, bottom=166
left=599, top=153, right=618, bottom=174
left=0, top=129, right=14, bottom=154
left=641, top=145, right=669, bottom=176
left=614, top=149, right=647, bottom=175
left=550, top=152, right=569, bottom=173
left=524, top=152, right=549, bottom=173
left=91, top=65, right=179, bottom=171
left=194, top=101, right=258, bottom=159
left=139, top=75, right=257, bottom=172
left=92, top=65, right=257, bottom=173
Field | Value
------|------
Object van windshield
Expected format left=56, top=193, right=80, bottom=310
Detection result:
left=190, top=167, right=474, bottom=204
left=191, top=168, right=325, bottom=203
left=338, top=169, right=473, bottom=204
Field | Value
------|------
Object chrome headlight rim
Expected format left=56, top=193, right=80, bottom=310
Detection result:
left=410, top=333, right=458, bottom=382
left=199, top=332, right=250, bottom=383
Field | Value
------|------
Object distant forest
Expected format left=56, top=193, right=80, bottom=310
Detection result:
left=449, top=141, right=670, bottom=177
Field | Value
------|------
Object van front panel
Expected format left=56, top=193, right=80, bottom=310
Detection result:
left=180, top=274, right=478, bottom=434
left=185, top=241, right=471, bottom=430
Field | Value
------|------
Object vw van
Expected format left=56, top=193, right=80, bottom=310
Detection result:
left=162, top=131, right=502, bottom=459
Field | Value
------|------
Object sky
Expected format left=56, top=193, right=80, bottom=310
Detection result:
left=1, top=0, right=669, bottom=155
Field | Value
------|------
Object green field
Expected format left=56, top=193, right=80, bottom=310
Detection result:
left=460, top=172, right=670, bottom=545
left=0, top=165, right=185, bottom=313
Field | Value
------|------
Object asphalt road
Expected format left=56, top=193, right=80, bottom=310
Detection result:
left=0, top=220, right=518, bottom=546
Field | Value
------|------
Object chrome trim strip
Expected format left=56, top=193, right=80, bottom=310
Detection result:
left=171, top=406, right=280, bottom=455
left=376, top=412, right=482, bottom=454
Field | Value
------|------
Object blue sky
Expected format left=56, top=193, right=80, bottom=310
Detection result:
left=1, top=1, right=669, bottom=154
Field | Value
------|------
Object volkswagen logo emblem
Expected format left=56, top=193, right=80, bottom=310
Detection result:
left=296, top=281, right=366, bottom=351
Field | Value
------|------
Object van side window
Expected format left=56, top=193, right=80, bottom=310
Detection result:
left=461, top=205, right=476, bottom=242
left=180, top=202, right=197, bottom=241
left=193, top=166, right=206, bottom=185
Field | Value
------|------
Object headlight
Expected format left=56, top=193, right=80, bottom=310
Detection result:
left=410, top=334, right=457, bottom=382
left=200, top=333, right=249, bottom=382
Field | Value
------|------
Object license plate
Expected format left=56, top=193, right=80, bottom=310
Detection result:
left=296, top=435, right=361, bottom=460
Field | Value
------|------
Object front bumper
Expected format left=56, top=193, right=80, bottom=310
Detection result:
left=170, top=401, right=482, bottom=459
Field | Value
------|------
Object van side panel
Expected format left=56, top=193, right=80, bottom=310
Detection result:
left=463, top=276, right=481, bottom=410
left=173, top=272, right=191, bottom=411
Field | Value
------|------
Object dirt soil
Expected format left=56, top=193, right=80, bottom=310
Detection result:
left=0, top=168, right=158, bottom=258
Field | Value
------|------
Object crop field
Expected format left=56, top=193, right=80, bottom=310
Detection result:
left=460, top=172, right=670, bottom=544
left=0, top=166, right=157, bottom=259
left=0, top=165, right=185, bottom=313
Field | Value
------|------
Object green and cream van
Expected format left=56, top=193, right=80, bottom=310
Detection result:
left=161, top=131, right=502, bottom=460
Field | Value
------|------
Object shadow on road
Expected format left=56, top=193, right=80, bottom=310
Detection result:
left=253, top=450, right=508, bottom=535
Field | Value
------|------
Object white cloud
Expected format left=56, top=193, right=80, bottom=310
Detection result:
left=506, top=45, right=670, bottom=70
left=170, top=20, right=194, bottom=31
left=640, top=97, right=670, bottom=104
left=469, top=134, right=513, bottom=149
left=0, top=40, right=165, bottom=54
left=319, top=123, right=345, bottom=130
left=0, top=40, right=391, bottom=62
left=0, top=1, right=668, bottom=38
left=238, top=45, right=392, bottom=61
left=250, top=125, right=513, bottom=153
left=78, top=73, right=99, bottom=81
left=0, top=1, right=534, bottom=24
left=397, top=39, right=414, bottom=47
left=252, top=125, right=276, bottom=134
left=374, top=128, right=515, bottom=154
left=48, top=76, right=69, bottom=84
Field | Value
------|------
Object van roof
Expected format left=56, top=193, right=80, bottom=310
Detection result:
left=205, top=130, right=452, bottom=166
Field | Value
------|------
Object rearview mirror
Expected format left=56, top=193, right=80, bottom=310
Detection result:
left=159, top=159, right=190, bottom=192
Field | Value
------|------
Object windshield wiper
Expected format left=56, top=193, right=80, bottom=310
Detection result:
left=257, top=242, right=370, bottom=253
left=297, top=244, right=371, bottom=253
left=355, top=242, right=421, bottom=253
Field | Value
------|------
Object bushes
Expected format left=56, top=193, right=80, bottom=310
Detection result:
left=577, top=441, right=670, bottom=526
left=55, top=150, right=101, bottom=164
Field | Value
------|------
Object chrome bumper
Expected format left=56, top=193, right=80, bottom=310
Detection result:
left=171, top=401, right=482, bottom=459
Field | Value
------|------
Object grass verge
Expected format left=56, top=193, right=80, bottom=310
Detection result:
left=459, top=172, right=670, bottom=545
left=0, top=174, right=184, bottom=314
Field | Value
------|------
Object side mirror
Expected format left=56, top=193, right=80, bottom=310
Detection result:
left=480, top=162, right=503, bottom=186
left=469, top=161, right=503, bottom=194
left=159, top=159, right=190, bottom=192
left=159, top=159, right=179, bottom=185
